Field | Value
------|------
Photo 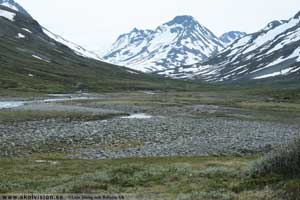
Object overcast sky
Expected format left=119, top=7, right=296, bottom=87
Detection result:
left=16, top=0, right=300, bottom=54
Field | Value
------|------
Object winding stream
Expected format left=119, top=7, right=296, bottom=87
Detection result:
left=0, top=95, right=97, bottom=109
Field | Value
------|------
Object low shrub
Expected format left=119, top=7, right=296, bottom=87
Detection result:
left=248, top=138, right=300, bottom=177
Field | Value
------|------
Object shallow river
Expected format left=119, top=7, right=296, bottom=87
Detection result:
left=0, top=95, right=96, bottom=109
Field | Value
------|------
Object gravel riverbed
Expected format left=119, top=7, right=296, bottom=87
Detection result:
left=0, top=101, right=299, bottom=159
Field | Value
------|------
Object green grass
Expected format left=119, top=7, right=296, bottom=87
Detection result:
left=0, top=110, right=127, bottom=123
left=62, top=91, right=300, bottom=124
left=0, top=154, right=299, bottom=199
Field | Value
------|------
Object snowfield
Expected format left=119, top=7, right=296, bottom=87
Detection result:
left=0, top=8, right=15, bottom=21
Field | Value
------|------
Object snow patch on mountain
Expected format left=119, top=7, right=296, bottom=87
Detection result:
left=32, top=54, right=51, bottom=63
left=22, top=28, right=32, bottom=33
left=0, top=8, right=15, bottom=21
left=0, top=0, right=31, bottom=16
left=1, top=2, right=16, bottom=11
left=253, top=67, right=298, bottom=79
left=16, top=33, right=25, bottom=38
left=42, top=27, right=103, bottom=61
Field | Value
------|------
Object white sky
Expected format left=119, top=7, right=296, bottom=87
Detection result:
left=16, top=0, right=300, bottom=54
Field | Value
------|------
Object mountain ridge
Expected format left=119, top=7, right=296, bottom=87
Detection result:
left=157, top=11, right=300, bottom=82
left=103, top=15, right=246, bottom=72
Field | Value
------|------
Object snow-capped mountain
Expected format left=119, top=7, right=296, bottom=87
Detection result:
left=220, top=31, right=247, bottom=46
left=104, top=16, right=227, bottom=72
left=158, top=11, right=300, bottom=82
left=0, top=0, right=30, bottom=16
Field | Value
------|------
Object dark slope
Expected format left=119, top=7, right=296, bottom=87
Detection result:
left=0, top=6, right=197, bottom=93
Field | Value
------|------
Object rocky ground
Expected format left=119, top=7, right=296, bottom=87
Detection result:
left=0, top=93, right=299, bottom=159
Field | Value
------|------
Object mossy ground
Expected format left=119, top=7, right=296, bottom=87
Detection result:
left=0, top=154, right=299, bottom=199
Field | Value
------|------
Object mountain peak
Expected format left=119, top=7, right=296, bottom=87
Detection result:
left=166, top=15, right=198, bottom=26
left=131, top=27, right=139, bottom=32
left=173, top=15, right=195, bottom=22
left=294, top=10, right=300, bottom=19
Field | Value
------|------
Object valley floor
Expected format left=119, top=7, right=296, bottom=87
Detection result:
left=0, top=91, right=300, bottom=199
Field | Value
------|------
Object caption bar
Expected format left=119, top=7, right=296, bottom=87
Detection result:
left=0, top=195, right=126, bottom=200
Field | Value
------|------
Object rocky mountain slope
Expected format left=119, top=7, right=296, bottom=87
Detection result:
left=220, top=31, right=247, bottom=46
left=158, top=11, right=300, bottom=82
left=1, top=0, right=102, bottom=61
left=104, top=16, right=246, bottom=72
